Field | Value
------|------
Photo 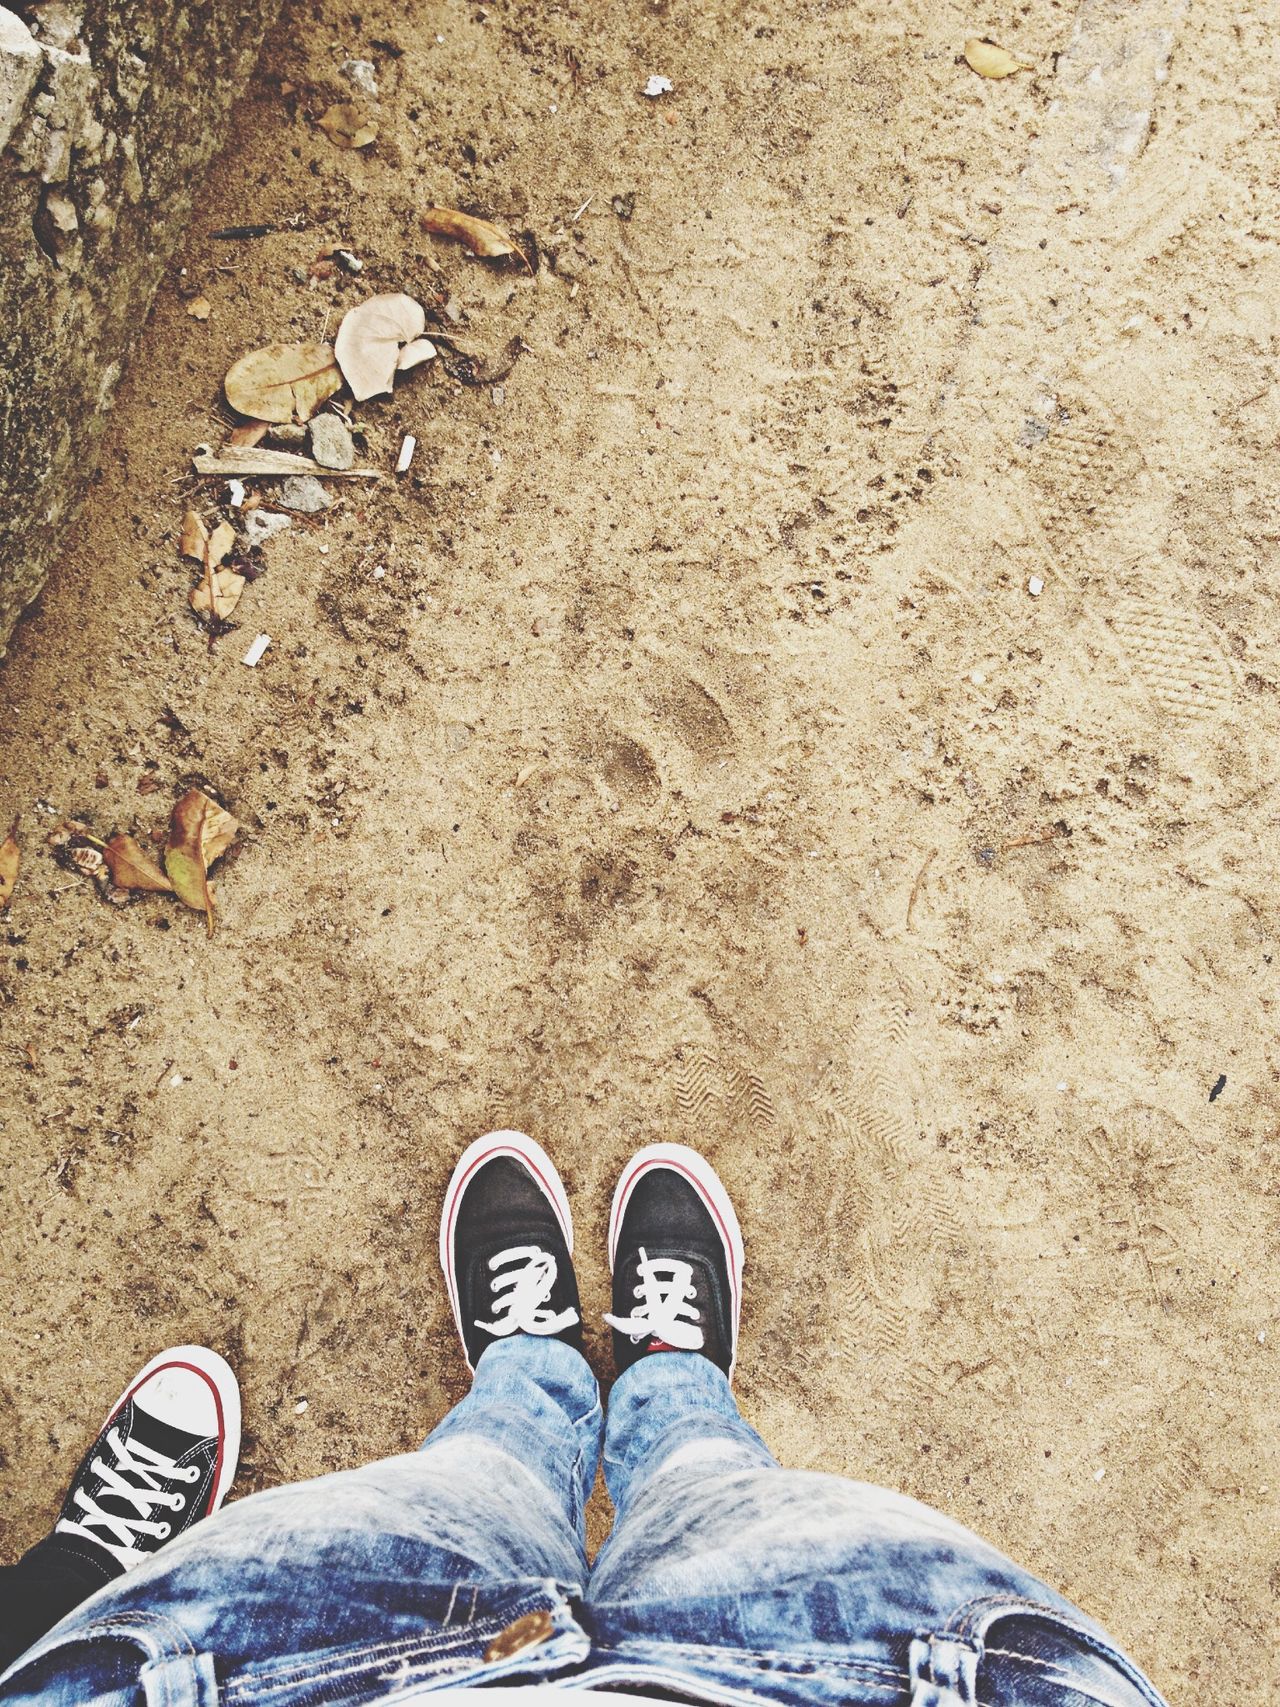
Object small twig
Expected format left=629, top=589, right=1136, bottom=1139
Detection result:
left=1002, top=827, right=1064, bottom=850
left=905, top=849, right=936, bottom=931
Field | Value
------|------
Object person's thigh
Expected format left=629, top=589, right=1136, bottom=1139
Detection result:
left=0, top=1444, right=591, bottom=1706
left=584, top=1464, right=1169, bottom=1707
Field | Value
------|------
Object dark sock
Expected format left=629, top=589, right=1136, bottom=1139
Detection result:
left=0, top=1531, right=124, bottom=1672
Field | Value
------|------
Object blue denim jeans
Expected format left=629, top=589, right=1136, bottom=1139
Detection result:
left=0, top=1339, right=1168, bottom=1707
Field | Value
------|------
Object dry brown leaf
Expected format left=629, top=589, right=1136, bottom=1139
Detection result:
left=224, top=342, right=343, bottom=425
left=317, top=102, right=377, bottom=148
left=208, top=521, right=236, bottom=567
left=0, top=818, right=19, bottom=912
left=188, top=568, right=246, bottom=620
left=202, top=800, right=240, bottom=865
left=963, top=37, right=1031, bottom=77
left=179, top=508, right=210, bottom=563
left=334, top=294, right=433, bottom=402
left=164, top=789, right=240, bottom=937
left=103, top=833, right=174, bottom=894
left=421, top=206, right=524, bottom=262
left=228, top=419, right=270, bottom=448
left=187, top=296, right=212, bottom=321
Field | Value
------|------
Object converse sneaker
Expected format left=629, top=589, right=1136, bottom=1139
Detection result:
left=54, top=1345, right=241, bottom=1570
left=605, top=1143, right=745, bottom=1379
left=439, top=1130, right=583, bottom=1372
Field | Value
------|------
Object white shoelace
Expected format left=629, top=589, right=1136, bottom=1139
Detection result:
left=56, top=1424, right=200, bottom=1565
left=604, top=1246, right=705, bottom=1350
left=473, top=1244, right=579, bottom=1338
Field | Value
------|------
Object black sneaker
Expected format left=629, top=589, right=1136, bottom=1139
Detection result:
left=54, top=1346, right=241, bottom=1569
left=439, top=1130, right=583, bottom=1372
left=605, top=1143, right=745, bottom=1379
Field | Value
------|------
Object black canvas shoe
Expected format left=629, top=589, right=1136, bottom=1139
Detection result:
left=439, top=1130, right=583, bottom=1373
left=605, top=1143, right=745, bottom=1380
left=54, top=1346, right=241, bottom=1570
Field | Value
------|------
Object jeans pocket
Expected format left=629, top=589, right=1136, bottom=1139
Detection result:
left=913, top=1597, right=1169, bottom=1707
left=0, top=1610, right=218, bottom=1707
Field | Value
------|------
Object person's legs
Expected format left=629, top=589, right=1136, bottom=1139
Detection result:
left=0, top=1345, right=239, bottom=1674
left=585, top=1144, right=1170, bottom=1707
left=0, top=1131, right=602, bottom=1705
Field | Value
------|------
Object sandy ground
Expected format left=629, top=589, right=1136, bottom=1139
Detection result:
left=2, top=0, right=1278, bottom=1698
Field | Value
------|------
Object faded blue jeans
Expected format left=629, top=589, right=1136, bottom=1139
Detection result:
left=0, top=1338, right=1168, bottom=1706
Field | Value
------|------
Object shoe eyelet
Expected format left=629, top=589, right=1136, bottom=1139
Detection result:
left=156, top=1522, right=171, bottom=1538
left=183, top=1466, right=200, bottom=1482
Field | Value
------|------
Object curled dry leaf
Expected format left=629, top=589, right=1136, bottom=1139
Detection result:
left=334, top=293, right=433, bottom=402
left=103, top=833, right=174, bottom=894
left=317, top=102, right=377, bottom=148
left=164, top=789, right=240, bottom=937
left=208, top=521, right=236, bottom=567
left=0, top=818, right=19, bottom=912
left=963, top=37, right=1031, bottom=77
left=420, top=207, right=527, bottom=266
left=228, top=419, right=270, bottom=448
left=179, top=508, right=209, bottom=563
left=224, top=342, right=343, bottom=425
left=189, top=568, right=247, bottom=620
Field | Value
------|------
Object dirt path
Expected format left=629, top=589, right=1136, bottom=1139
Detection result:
left=2, top=2, right=1276, bottom=1698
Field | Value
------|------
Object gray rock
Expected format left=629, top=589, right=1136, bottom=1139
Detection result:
left=0, top=0, right=285, bottom=657
left=243, top=509, right=292, bottom=547
left=278, top=476, right=332, bottom=514
left=340, top=57, right=378, bottom=99
left=308, top=413, right=355, bottom=471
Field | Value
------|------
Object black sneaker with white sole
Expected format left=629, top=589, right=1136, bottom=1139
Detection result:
left=605, top=1143, right=745, bottom=1380
left=439, top=1130, right=584, bottom=1372
left=54, top=1345, right=241, bottom=1571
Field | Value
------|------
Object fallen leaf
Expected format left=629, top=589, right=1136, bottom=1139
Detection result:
left=0, top=819, right=19, bottom=912
left=164, top=789, right=240, bottom=937
left=224, top=341, right=343, bottom=425
left=421, top=207, right=527, bottom=266
left=317, top=102, right=377, bottom=148
left=188, top=568, right=247, bottom=620
left=228, top=419, right=270, bottom=448
left=202, top=800, right=240, bottom=865
left=179, top=508, right=210, bottom=562
left=334, top=294, right=433, bottom=402
left=187, top=296, right=212, bottom=321
left=397, top=337, right=437, bottom=373
left=193, top=447, right=379, bottom=479
left=208, top=521, right=236, bottom=567
left=963, top=37, right=1031, bottom=77
left=103, top=833, right=174, bottom=893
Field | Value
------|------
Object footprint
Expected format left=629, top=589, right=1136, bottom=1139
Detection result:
left=590, top=730, right=661, bottom=808
left=1108, top=591, right=1234, bottom=720
left=642, top=663, right=736, bottom=764
left=671, top=1044, right=777, bottom=1136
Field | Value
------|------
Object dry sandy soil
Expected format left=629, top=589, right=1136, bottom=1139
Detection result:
left=2, top=0, right=1277, bottom=1699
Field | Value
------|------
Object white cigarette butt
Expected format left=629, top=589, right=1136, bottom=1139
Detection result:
left=242, top=633, right=271, bottom=667
left=396, top=434, right=417, bottom=474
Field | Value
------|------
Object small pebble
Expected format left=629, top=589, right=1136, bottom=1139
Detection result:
left=643, top=75, right=673, bottom=96
left=279, top=475, right=332, bottom=513
left=308, top=413, right=355, bottom=471
left=227, top=480, right=246, bottom=509
left=294, top=1398, right=309, bottom=1414
left=1028, top=575, right=1044, bottom=597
